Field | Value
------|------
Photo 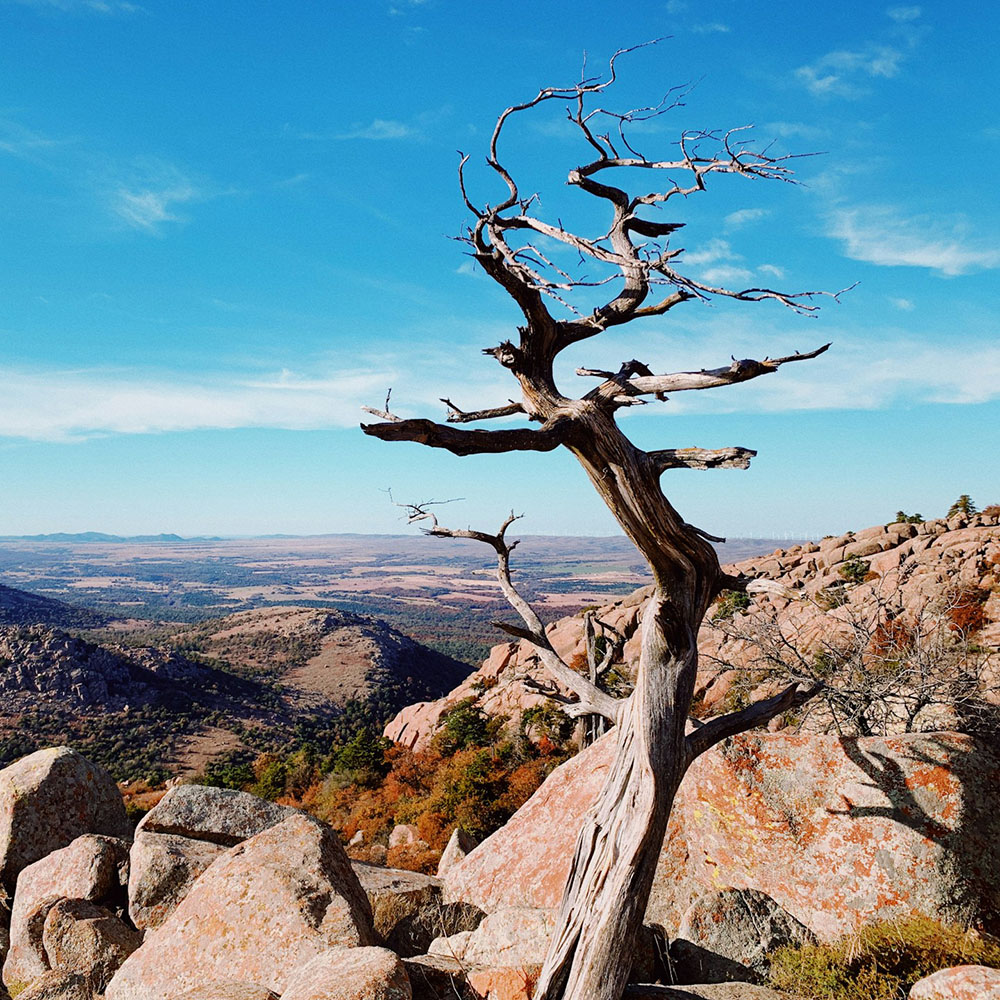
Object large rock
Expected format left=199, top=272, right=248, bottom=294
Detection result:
left=127, top=832, right=224, bottom=931
left=3, top=835, right=129, bottom=991
left=443, top=731, right=1000, bottom=942
left=127, top=785, right=298, bottom=931
left=909, top=965, right=1000, bottom=999
left=13, top=970, right=92, bottom=1000
left=105, top=814, right=375, bottom=1000
left=280, top=946, right=411, bottom=1000
left=670, top=888, right=814, bottom=984
left=427, top=906, right=658, bottom=987
left=42, top=899, right=141, bottom=992
left=0, top=749, right=130, bottom=893
left=135, top=784, right=297, bottom=846
left=174, top=986, right=278, bottom=1000
left=436, top=829, right=476, bottom=879
left=430, top=907, right=554, bottom=968
left=352, top=863, right=482, bottom=958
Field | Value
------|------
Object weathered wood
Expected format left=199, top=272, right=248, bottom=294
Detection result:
left=362, top=47, right=831, bottom=1000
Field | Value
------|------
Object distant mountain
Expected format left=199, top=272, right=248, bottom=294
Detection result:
left=0, top=583, right=107, bottom=629
left=0, top=532, right=222, bottom=543
left=0, top=604, right=474, bottom=782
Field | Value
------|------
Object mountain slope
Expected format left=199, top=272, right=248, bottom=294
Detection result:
left=0, top=604, right=473, bottom=780
left=0, top=583, right=107, bottom=629
left=384, top=511, right=1000, bottom=748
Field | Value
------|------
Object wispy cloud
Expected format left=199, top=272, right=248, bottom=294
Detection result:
left=680, top=238, right=736, bottom=267
left=8, top=0, right=141, bottom=13
left=699, top=265, right=754, bottom=286
left=0, top=120, right=69, bottom=159
left=312, top=118, right=421, bottom=142
left=0, top=366, right=399, bottom=442
left=889, top=297, right=914, bottom=311
left=724, top=208, right=769, bottom=230
left=692, top=22, right=730, bottom=33
left=679, top=239, right=789, bottom=288
left=333, top=119, right=418, bottom=141
left=795, top=7, right=923, bottom=98
left=796, top=45, right=905, bottom=97
left=592, top=316, right=1000, bottom=415
left=112, top=183, right=199, bottom=231
left=828, top=206, right=1000, bottom=276
left=763, top=121, right=829, bottom=143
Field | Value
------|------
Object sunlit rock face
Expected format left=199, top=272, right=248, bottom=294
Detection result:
left=443, top=730, right=1000, bottom=942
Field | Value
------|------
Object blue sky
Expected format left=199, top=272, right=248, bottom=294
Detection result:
left=1, top=0, right=997, bottom=538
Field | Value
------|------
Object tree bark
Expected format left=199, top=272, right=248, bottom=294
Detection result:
left=361, top=51, right=831, bottom=1000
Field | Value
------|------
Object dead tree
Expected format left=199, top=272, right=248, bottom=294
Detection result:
left=362, top=47, right=831, bottom=1000
left=396, top=502, right=632, bottom=738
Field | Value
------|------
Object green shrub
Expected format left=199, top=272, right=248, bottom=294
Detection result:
left=816, top=584, right=850, bottom=610
left=770, top=916, right=1000, bottom=1000
left=432, top=698, right=502, bottom=755
left=712, top=589, right=752, bottom=621
left=838, top=555, right=870, bottom=585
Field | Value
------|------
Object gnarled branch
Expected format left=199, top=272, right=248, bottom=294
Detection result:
left=648, top=446, right=757, bottom=473
left=579, top=343, right=831, bottom=404
left=441, top=399, right=525, bottom=424
left=401, top=506, right=622, bottom=724
left=685, top=681, right=824, bottom=762
left=361, top=415, right=569, bottom=457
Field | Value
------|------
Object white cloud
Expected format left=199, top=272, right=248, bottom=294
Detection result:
left=681, top=238, right=738, bottom=267
left=0, top=366, right=400, bottom=442
left=112, top=183, right=198, bottom=231
left=101, top=159, right=206, bottom=233
left=828, top=206, right=1000, bottom=276
left=699, top=265, right=755, bottom=286
left=796, top=45, right=905, bottom=97
left=889, top=297, right=914, bottom=311
left=763, top=121, right=828, bottom=142
left=334, top=119, right=418, bottom=141
left=9, top=0, right=140, bottom=12
left=795, top=7, right=923, bottom=98
left=580, top=314, right=1000, bottom=416
left=724, top=208, right=769, bottom=230
left=758, top=264, right=786, bottom=280
left=692, top=22, right=729, bottom=33
left=0, top=120, right=68, bottom=159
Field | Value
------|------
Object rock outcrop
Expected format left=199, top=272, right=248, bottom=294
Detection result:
left=909, top=964, right=1000, bottom=999
left=0, top=749, right=130, bottom=894
left=106, top=814, right=376, bottom=1000
left=41, top=899, right=140, bottom=992
left=671, top=889, right=813, bottom=984
left=351, top=863, right=483, bottom=958
left=3, top=834, right=130, bottom=992
left=127, top=784, right=299, bottom=931
left=279, top=946, right=411, bottom=1000
left=442, top=730, right=1000, bottom=942
left=386, top=514, right=1000, bottom=749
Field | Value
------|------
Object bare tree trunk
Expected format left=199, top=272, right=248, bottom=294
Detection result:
left=362, top=48, right=830, bottom=1000
left=536, top=607, right=693, bottom=998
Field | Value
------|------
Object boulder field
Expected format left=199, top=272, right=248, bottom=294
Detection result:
left=442, top=729, right=1000, bottom=943
left=385, top=513, right=1000, bottom=749
left=2, top=732, right=999, bottom=996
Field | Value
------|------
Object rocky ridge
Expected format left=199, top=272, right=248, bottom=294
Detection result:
left=0, top=585, right=105, bottom=631
left=385, top=512, right=1000, bottom=748
left=2, top=743, right=996, bottom=999
left=0, top=605, right=473, bottom=780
